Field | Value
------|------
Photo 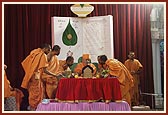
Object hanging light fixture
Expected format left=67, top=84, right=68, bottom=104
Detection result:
left=70, top=4, right=94, bottom=17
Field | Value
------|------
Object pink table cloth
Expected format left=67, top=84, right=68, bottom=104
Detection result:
left=36, top=101, right=131, bottom=111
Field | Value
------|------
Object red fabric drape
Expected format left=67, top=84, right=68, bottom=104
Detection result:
left=56, top=78, right=122, bottom=101
left=4, top=4, right=153, bottom=108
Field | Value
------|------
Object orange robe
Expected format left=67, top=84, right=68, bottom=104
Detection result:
left=57, top=60, right=72, bottom=77
left=106, top=59, right=134, bottom=105
left=42, top=56, right=59, bottom=99
left=21, top=48, right=48, bottom=109
left=124, top=59, right=143, bottom=105
left=74, top=62, right=97, bottom=76
left=4, top=70, right=12, bottom=98
left=58, top=60, right=66, bottom=73
left=4, top=70, right=24, bottom=110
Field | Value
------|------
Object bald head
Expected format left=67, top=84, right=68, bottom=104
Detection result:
left=41, top=43, right=51, bottom=54
left=128, top=51, right=135, bottom=60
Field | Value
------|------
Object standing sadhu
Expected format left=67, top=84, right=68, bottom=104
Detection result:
left=98, top=55, right=134, bottom=105
left=21, top=43, right=57, bottom=110
left=124, top=51, right=143, bottom=106
left=42, top=45, right=61, bottom=99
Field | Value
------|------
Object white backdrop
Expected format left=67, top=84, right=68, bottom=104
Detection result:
left=51, top=15, right=114, bottom=62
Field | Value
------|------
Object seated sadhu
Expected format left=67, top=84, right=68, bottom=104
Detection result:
left=74, top=54, right=97, bottom=77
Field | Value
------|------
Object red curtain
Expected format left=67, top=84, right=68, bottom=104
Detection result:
left=4, top=4, right=153, bottom=108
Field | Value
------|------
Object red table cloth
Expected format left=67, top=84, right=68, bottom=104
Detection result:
left=56, top=78, right=122, bottom=101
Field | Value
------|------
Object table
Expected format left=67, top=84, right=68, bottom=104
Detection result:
left=36, top=101, right=131, bottom=111
left=56, top=78, right=122, bottom=102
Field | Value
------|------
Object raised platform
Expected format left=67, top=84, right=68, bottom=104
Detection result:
left=36, top=101, right=131, bottom=111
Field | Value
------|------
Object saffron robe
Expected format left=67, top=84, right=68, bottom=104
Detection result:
left=106, top=59, right=134, bottom=105
left=124, top=59, right=143, bottom=105
left=4, top=70, right=12, bottom=98
left=4, top=70, right=24, bottom=110
left=21, top=48, right=48, bottom=109
left=58, top=60, right=66, bottom=73
left=57, top=60, right=72, bottom=77
left=42, top=56, right=59, bottom=99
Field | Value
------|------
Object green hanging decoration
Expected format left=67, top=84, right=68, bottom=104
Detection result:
left=62, top=19, right=78, bottom=46
left=80, top=4, right=84, bottom=8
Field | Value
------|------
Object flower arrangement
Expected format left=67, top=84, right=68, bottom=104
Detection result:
left=101, top=69, right=110, bottom=78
